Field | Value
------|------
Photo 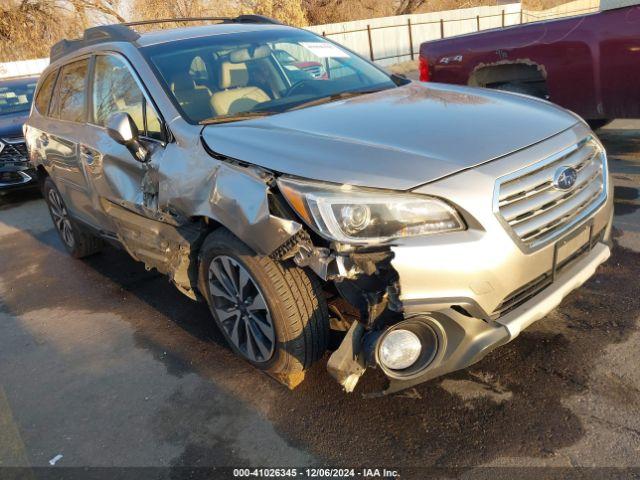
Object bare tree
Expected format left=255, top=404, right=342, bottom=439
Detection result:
left=244, top=0, right=308, bottom=26
left=394, top=0, right=429, bottom=15
left=0, top=0, right=125, bottom=62
left=304, top=0, right=394, bottom=24
left=132, top=0, right=308, bottom=27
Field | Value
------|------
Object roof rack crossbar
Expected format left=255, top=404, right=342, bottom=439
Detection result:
left=49, top=14, right=282, bottom=62
left=120, top=15, right=282, bottom=28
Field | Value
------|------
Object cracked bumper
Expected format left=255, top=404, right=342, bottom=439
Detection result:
left=383, top=240, right=611, bottom=394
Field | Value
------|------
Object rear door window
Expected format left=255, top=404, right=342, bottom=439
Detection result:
left=55, top=59, right=89, bottom=123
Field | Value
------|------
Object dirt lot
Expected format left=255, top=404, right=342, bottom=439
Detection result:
left=0, top=121, right=639, bottom=479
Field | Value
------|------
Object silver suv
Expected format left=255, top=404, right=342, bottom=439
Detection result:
left=25, top=16, right=613, bottom=395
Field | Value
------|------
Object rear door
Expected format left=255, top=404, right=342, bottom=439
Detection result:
left=45, top=57, right=104, bottom=227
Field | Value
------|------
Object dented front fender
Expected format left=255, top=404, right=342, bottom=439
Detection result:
left=157, top=135, right=301, bottom=256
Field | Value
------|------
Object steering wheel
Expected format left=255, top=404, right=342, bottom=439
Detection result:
left=283, top=79, right=319, bottom=97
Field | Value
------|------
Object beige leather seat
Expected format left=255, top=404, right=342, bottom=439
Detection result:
left=170, top=73, right=213, bottom=120
left=210, top=62, right=270, bottom=116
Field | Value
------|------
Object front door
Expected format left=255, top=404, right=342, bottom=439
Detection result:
left=81, top=52, right=170, bottom=264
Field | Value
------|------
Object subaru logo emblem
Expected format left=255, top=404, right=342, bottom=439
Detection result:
left=553, top=166, right=578, bottom=191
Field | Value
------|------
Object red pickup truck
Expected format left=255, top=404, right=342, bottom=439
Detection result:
left=418, top=3, right=640, bottom=127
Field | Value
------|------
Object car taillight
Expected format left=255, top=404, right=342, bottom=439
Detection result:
left=419, top=55, right=430, bottom=82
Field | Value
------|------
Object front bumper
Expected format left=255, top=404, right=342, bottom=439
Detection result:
left=0, top=167, right=37, bottom=191
left=383, top=240, right=610, bottom=394
left=0, top=140, right=37, bottom=192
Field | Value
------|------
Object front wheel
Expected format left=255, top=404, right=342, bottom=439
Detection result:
left=43, top=177, right=103, bottom=258
left=198, top=228, right=329, bottom=381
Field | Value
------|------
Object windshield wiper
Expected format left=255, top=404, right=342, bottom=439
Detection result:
left=200, top=111, right=278, bottom=125
left=287, top=89, right=387, bottom=112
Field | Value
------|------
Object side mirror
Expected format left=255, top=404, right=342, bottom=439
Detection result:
left=390, top=73, right=411, bottom=86
left=106, top=112, right=149, bottom=163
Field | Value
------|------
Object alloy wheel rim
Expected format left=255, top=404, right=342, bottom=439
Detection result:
left=48, top=189, right=75, bottom=249
left=208, top=255, right=275, bottom=363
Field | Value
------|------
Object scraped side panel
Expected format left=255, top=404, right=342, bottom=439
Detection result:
left=101, top=200, right=205, bottom=299
left=157, top=141, right=301, bottom=256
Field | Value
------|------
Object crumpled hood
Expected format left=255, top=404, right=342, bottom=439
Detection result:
left=0, top=112, right=28, bottom=139
left=201, top=82, right=579, bottom=190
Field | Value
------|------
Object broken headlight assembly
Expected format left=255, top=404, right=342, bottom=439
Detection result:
left=278, top=177, right=465, bottom=245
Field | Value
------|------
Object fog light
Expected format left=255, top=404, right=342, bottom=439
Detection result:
left=379, top=329, right=422, bottom=370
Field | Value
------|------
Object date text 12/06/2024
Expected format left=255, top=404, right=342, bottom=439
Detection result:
left=232, top=468, right=400, bottom=478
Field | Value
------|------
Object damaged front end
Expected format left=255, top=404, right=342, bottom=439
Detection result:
left=272, top=175, right=469, bottom=395
left=275, top=235, right=406, bottom=393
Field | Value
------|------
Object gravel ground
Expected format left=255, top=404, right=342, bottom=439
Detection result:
left=0, top=121, right=638, bottom=480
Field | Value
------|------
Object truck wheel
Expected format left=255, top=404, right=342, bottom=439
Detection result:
left=587, top=119, right=612, bottom=131
left=198, top=228, right=329, bottom=378
left=43, top=177, right=103, bottom=258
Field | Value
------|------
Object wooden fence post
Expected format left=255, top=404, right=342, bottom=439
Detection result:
left=367, top=24, right=374, bottom=61
left=408, top=19, right=414, bottom=60
left=502, top=9, right=505, bottom=27
left=440, top=18, right=444, bottom=38
left=476, top=14, right=480, bottom=31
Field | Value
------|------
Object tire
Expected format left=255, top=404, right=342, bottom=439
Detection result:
left=43, top=177, right=103, bottom=258
left=198, top=228, right=329, bottom=378
left=587, top=119, right=612, bottom=131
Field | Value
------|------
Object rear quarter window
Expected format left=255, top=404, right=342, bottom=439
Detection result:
left=34, top=70, right=57, bottom=116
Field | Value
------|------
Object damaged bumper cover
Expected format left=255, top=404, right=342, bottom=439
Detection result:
left=384, top=241, right=610, bottom=395
left=328, top=239, right=611, bottom=395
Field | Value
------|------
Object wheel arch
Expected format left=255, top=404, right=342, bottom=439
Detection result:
left=468, top=61, right=547, bottom=89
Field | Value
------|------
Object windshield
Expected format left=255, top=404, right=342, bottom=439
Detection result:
left=0, top=79, right=37, bottom=116
left=142, top=29, right=396, bottom=124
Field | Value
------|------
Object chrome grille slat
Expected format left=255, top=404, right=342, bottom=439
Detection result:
left=0, top=141, right=28, bottom=167
left=495, top=138, right=607, bottom=250
left=498, top=144, right=595, bottom=202
left=516, top=184, right=603, bottom=241
left=502, top=162, right=602, bottom=223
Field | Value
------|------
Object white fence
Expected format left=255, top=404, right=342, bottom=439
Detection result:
left=0, top=58, right=49, bottom=79
left=306, top=0, right=600, bottom=66
left=0, top=0, right=602, bottom=78
left=307, top=4, right=522, bottom=66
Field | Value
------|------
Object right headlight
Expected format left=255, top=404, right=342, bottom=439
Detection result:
left=277, top=177, right=465, bottom=245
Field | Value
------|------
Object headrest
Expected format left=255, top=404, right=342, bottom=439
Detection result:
left=229, top=45, right=271, bottom=63
left=171, top=73, right=195, bottom=92
left=220, top=62, right=249, bottom=89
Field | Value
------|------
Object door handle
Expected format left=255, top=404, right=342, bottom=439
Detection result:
left=80, top=145, right=97, bottom=166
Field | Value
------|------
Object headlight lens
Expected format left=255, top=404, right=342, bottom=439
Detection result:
left=277, top=177, right=465, bottom=244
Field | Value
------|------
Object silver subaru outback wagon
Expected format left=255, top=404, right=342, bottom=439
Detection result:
left=25, top=15, right=613, bottom=395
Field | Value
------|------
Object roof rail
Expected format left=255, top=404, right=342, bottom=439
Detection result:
left=49, top=15, right=283, bottom=62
